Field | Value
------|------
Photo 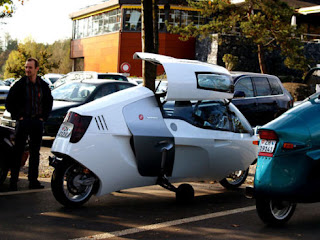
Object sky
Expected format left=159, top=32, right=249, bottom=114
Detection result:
left=0, top=0, right=105, bottom=44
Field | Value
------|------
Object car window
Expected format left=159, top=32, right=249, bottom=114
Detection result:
left=253, top=77, right=272, bottom=96
left=52, top=82, right=97, bottom=102
left=197, top=73, right=232, bottom=92
left=98, top=74, right=127, bottom=81
left=93, top=84, right=117, bottom=100
left=234, top=77, right=254, bottom=97
left=193, top=101, right=231, bottom=131
left=267, top=77, right=283, bottom=95
left=116, top=83, right=134, bottom=91
left=163, top=100, right=250, bottom=133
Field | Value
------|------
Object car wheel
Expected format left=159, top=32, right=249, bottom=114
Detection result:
left=219, top=168, right=249, bottom=189
left=176, top=183, right=194, bottom=203
left=256, top=198, right=296, bottom=226
left=51, top=161, right=97, bottom=207
left=0, top=166, right=8, bottom=185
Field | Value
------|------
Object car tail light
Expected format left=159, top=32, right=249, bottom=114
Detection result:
left=258, top=130, right=278, bottom=157
left=259, top=130, right=278, bottom=141
left=67, top=112, right=92, bottom=143
left=283, top=142, right=294, bottom=149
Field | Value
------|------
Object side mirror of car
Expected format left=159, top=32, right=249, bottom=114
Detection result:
left=234, top=90, right=246, bottom=98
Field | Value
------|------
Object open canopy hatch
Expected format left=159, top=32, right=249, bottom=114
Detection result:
left=133, top=52, right=234, bottom=101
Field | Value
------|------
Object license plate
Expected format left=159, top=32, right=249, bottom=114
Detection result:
left=57, top=122, right=73, bottom=138
left=259, top=139, right=277, bottom=153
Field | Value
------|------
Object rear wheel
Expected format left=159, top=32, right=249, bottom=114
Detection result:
left=219, top=168, right=249, bottom=189
left=256, top=198, right=296, bottom=226
left=51, top=161, right=97, bottom=207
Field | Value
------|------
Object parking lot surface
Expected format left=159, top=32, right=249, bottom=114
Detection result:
left=1, top=178, right=320, bottom=240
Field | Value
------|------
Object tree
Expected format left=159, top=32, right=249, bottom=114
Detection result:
left=4, top=39, right=57, bottom=78
left=47, top=39, right=73, bottom=74
left=168, top=0, right=307, bottom=74
left=0, top=33, right=18, bottom=78
left=141, top=0, right=159, bottom=92
left=0, top=0, right=24, bottom=18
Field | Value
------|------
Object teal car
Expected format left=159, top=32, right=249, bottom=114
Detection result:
left=249, top=92, right=320, bottom=225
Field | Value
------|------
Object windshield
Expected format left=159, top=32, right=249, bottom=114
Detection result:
left=0, top=81, right=4, bottom=86
left=52, top=82, right=97, bottom=102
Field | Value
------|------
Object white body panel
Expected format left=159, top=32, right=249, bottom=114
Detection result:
left=133, top=52, right=233, bottom=100
left=51, top=53, right=258, bottom=198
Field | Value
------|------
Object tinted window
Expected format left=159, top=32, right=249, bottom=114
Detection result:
left=234, top=77, right=254, bottom=97
left=268, top=77, right=283, bottom=95
left=116, top=83, right=135, bottom=91
left=93, top=84, right=117, bottom=100
left=253, top=77, right=271, bottom=96
left=98, top=74, right=127, bottom=81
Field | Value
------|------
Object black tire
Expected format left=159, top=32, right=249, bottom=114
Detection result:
left=219, top=168, right=249, bottom=189
left=0, top=166, right=8, bottom=185
left=176, top=183, right=194, bottom=203
left=256, top=198, right=296, bottom=226
left=51, top=161, right=97, bottom=207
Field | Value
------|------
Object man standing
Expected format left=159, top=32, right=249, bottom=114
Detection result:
left=6, top=58, right=53, bottom=191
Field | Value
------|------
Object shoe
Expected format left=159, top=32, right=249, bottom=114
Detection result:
left=9, top=182, right=18, bottom=191
left=29, top=181, right=44, bottom=189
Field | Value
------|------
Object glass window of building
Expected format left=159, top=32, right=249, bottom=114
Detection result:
left=73, top=9, right=121, bottom=39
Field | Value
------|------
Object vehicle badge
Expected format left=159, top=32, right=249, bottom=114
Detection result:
left=139, top=114, right=144, bottom=120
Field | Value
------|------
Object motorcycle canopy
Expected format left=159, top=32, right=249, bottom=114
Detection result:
left=133, top=52, right=234, bottom=101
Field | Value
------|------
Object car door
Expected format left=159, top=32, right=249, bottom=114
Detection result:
left=163, top=100, right=256, bottom=180
left=252, top=77, right=279, bottom=125
left=232, top=76, right=259, bottom=126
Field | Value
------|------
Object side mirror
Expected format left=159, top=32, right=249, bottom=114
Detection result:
left=234, top=90, right=246, bottom=98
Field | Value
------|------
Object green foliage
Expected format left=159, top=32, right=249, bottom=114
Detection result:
left=0, top=0, right=23, bottom=18
left=4, top=38, right=72, bottom=79
left=47, top=39, right=73, bottom=74
left=222, top=54, right=238, bottom=71
left=168, top=0, right=308, bottom=74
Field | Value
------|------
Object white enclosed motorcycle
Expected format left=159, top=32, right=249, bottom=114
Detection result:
left=50, top=53, right=258, bottom=207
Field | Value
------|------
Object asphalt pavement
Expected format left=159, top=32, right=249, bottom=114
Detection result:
left=1, top=181, right=320, bottom=240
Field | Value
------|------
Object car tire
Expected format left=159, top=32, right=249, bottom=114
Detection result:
left=51, top=161, right=97, bottom=207
left=176, top=183, right=194, bottom=203
left=219, top=168, right=249, bottom=189
left=256, top=198, right=296, bottom=226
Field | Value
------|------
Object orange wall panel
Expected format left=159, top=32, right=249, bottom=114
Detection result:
left=71, top=33, right=121, bottom=73
left=70, top=32, right=195, bottom=77
left=119, top=32, right=195, bottom=77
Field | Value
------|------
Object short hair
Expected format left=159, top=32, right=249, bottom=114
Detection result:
left=26, top=58, right=39, bottom=68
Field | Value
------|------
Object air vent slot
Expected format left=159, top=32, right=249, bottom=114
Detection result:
left=94, top=115, right=108, bottom=131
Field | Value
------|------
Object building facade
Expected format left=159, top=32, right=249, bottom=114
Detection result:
left=70, top=0, right=201, bottom=77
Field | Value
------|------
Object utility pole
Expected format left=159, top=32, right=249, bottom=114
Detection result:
left=141, top=0, right=159, bottom=92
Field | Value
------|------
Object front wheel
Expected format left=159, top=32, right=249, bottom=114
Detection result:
left=51, top=161, right=97, bottom=207
left=256, top=198, right=296, bottom=226
left=219, top=168, right=249, bottom=189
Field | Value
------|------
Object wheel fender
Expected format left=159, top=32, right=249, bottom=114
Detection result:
left=306, top=149, right=320, bottom=161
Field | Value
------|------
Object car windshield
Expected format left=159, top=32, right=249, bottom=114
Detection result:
left=52, top=82, right=97, bottom=102
left=0, top=81, right=4, bottom=86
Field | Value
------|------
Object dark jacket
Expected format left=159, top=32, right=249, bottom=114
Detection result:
left=5, top=76, right=53, bottom=121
